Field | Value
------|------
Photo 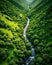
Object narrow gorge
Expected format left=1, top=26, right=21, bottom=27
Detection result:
left=0, top=0, right=52, bottom=65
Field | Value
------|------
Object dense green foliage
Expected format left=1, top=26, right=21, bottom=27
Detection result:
left=0, top=0, right=31, bottom=65
left=27, top=0, right=52, bottom=65
left=0, top=0, right=52, bottom=65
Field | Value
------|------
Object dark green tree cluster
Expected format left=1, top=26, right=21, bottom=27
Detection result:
left=27, top=0, right=52, bottom=65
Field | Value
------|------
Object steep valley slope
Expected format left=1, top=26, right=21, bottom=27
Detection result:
left=27, top=0, right=52, bottom=65
left=0, top=0, right=32, bottom=65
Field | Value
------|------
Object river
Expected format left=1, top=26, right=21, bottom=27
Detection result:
left=23, top=17, right=35, bottom=65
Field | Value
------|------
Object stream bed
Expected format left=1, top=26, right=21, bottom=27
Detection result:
left=23, top=17, right=35, bottom=65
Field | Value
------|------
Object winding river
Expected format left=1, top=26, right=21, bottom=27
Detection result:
left=23, top=17, right=35, bottom=65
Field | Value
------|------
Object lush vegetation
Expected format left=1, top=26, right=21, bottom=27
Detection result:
left=0, top=0, right=31, bottom=65
left=27, top=0, right=52, bottom=65
left=0, top=0, right=52, bottom=65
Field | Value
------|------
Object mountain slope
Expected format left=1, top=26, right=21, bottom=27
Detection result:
left=0, top=0, right=32, bottom=65
left=27, top=0, right=52, bottom=65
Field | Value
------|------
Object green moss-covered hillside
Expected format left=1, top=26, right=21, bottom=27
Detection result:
left=0, top=0, right=32, bottom=65
left=27, top=0, right=52, bottom=65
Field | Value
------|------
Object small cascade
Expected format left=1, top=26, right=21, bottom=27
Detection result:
left=23, top=17, right=35, bottom=65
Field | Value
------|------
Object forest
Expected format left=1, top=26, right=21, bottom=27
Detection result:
left=0, top=0, right=52, bottom=65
